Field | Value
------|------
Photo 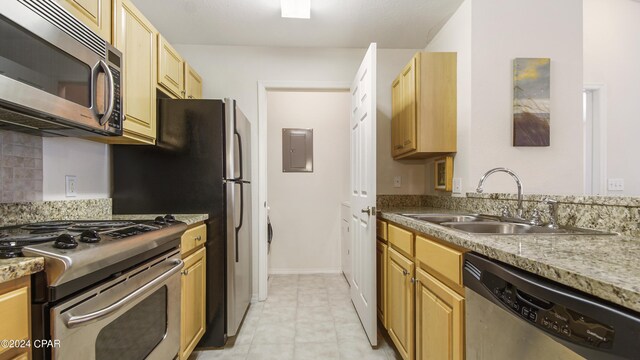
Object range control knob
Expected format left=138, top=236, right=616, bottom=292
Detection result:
left=154, top=216, right=166, bottom=225
left=80, top=230, right=101, bottom=243
left=54, top=234, right=78, bottom=249
left=164, top=214, right=176, bottom=223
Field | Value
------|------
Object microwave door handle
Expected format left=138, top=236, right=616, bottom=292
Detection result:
left=65, top=259, right=183, bottom=328
left=93, top=60, right=115, bottom=126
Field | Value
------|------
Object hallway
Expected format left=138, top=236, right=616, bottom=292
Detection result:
left=190, top=274, right=398, bottom=360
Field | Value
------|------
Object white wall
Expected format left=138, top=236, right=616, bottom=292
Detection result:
left=584, top=0, right=640, bottom=196
left=424, top=0, right=472, bottom=195
left=266, top=90, right=350, bottom=273
left=42, top=138, right=110, bottom=200
left=423, top=0, right=584, bottom=195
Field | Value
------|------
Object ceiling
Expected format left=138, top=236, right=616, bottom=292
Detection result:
left=130, top=0, right=464, bottom=49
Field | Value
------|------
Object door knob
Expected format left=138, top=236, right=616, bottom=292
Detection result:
left=361, top=206, right=374, bottom=216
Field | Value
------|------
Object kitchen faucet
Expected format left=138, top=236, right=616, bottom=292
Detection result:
left=476, top=167, right=525, bottom=219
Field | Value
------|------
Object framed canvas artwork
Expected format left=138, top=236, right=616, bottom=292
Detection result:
left=434, top=156, right=453, bottom=192
left=513, top=58, right=551, bottom=146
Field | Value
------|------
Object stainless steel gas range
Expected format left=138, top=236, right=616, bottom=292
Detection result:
left=0, top=215, right=187, bottom=360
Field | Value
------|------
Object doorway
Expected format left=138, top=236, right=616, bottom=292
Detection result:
left=256, top=82, right=351, bottom=301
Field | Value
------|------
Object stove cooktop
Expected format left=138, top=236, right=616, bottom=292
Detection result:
left=0, top=215, right=179, bottom=259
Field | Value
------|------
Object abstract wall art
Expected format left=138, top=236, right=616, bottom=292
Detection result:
left=513, top=58, right=550, bottom=146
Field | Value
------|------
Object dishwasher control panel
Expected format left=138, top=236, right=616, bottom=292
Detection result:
left=483, top=271, right=615, bottom=350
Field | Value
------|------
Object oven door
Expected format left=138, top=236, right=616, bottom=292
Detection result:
left=51, top=250, right=183, bottom=360
left=0, top=0, right=121, bottom=135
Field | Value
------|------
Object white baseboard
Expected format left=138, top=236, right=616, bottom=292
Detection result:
left=250, top=294, right=259, bottom=303
left=268, top=268, right=343, bottom=275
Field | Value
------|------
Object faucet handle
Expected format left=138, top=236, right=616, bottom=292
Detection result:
left=530, top=209, right=544, bottom=226
left=499, top=205, right=512, bottom=218
left=543, top=198, right=560, bottom=229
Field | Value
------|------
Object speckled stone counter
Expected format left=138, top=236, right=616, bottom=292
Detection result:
left=112, top=214, right=209, bottom=226
left=0, top=257, right=44, bottom=284
left=0, top=199, right=112, bottom=226
left=380, top=207, right=640, bottom=314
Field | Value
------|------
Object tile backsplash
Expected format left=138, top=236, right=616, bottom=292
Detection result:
left=0, top=130, right=43, bottom=203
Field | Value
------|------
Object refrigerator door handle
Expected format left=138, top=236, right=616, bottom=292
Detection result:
left=235, top=131, right=244, bottom=181
left=235, top=182, right=244, bottom=263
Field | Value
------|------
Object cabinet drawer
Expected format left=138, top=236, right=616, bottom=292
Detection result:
left=0, top=285, right=29, bottom=356
left=388, top=224, right=414, bottom=256
left=415, top=235, right=463, bottom=286
left=181, top=224, right=206, bottom=255
left=376, top=220, right=388, bottom=241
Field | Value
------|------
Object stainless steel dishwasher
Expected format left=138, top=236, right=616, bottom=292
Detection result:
left=463, top=253, right=640, bottom=360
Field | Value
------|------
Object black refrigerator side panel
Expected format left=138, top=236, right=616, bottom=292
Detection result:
left=112, top=99, right=228, bottom=346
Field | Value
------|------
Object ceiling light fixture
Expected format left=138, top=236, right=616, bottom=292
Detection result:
left=281, top=0, right=310, bottom=19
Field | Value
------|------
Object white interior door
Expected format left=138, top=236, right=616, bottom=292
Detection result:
left=350, top=43, right=377, bottom=346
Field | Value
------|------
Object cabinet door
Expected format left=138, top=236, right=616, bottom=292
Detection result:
left=180, top=247, right=206, bottom=360
left=184, top=63, right=203, bottom=99
left=391, top=76, right=404, bottom=157
left=415, top=267, right=464, bottom=360
left=376, top=240, right=388, bottom=328
left=400, top=56, right=417, bottom=154
left=158, top=35, right=185, bottom=98
left=56, top=0, right=112, bottom=42
left=0, top=278, right=30, bottom=359
left=114, top=0, right=157, bottom=144
left=387, top=247, right=415, bottom=360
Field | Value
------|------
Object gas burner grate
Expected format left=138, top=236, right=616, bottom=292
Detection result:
left=68, top=221, right=135, bottom=231
left=22, top=221, right=74, bottom=231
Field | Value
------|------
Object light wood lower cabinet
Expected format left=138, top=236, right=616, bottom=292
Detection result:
left=180, top=224, right=207, bottom=360
left=387, top=247, right=415, bottom=360
left=0, top=277, right=31, bottom=360
left=376, top=240, right=388, bottom=327
left=415, top=268, right=464, bottom=360
left=380, top=219, right=466, bottom=360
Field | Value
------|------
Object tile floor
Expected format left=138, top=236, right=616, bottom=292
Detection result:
left=189, top=274, right=400, bottom=360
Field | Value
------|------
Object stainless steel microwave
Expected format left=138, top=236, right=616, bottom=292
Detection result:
left=0, top=0, right=123, bottom=137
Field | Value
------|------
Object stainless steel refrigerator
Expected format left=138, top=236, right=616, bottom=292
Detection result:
left=112, top=98, right=252, bottom=347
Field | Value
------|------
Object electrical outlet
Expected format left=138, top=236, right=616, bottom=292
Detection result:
left=607, top=178, right=624, bottom=192
left=393, top=176, right=402, bottom=188
left=452, top=178, right=462, bottom=194
left=65, top=175, right=77, bottom=197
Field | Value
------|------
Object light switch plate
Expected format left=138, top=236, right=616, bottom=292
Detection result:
left=607, top=178, right=624, bottom=191
left=65, top=175, right=77, bottom=197
left=393, top=176, right=402, bottom=188
left=452, top=178, right=462, bottom=194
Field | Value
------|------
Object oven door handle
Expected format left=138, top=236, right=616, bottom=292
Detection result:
left=65, top=259, right=184, bottom=328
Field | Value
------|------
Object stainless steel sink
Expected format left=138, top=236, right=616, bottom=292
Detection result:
left=402, top=213, right=498, bottom=224
left=400, top=213, right=616, bottom=235
left=442, top=221, right=563, bottom=234
left=441, top=221, right=615, bottom=235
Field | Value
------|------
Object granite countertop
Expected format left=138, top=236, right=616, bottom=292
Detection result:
left=112, top=214, right=209, bottom=226
left=0, top=257, right=45, bottom=284
left=379, top=207, right=640, bottom=314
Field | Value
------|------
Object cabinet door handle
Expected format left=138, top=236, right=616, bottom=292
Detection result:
left=195, top=235, right=202, bottom=241
left=411, top=277, right=419, bottom=284
left=402, top=269, right=409, bottom=276
left=394, top=145, right=403, bottom=150
left=404, top=140, right=411, bottom=145
left=181, top=269, right=189, bottom=275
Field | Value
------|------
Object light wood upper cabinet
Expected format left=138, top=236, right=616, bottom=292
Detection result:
left=112, top=0, right=157, bottom=144
left=180, top=246, right=206, bottom=360
left=391, top=52, right=457, bottom=159
left=415, top=267, right=465, bottom=360
left=184, top=63, right=203, bottom=99
left=0, top=277, right=31, bottom=360
left=56, top=0, right=112, bottom=42
left=387, top=247, right=415, bottom=360
left=376, top=240, right=388, bottom=328
left=158, top=35, right=185, bottom=98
